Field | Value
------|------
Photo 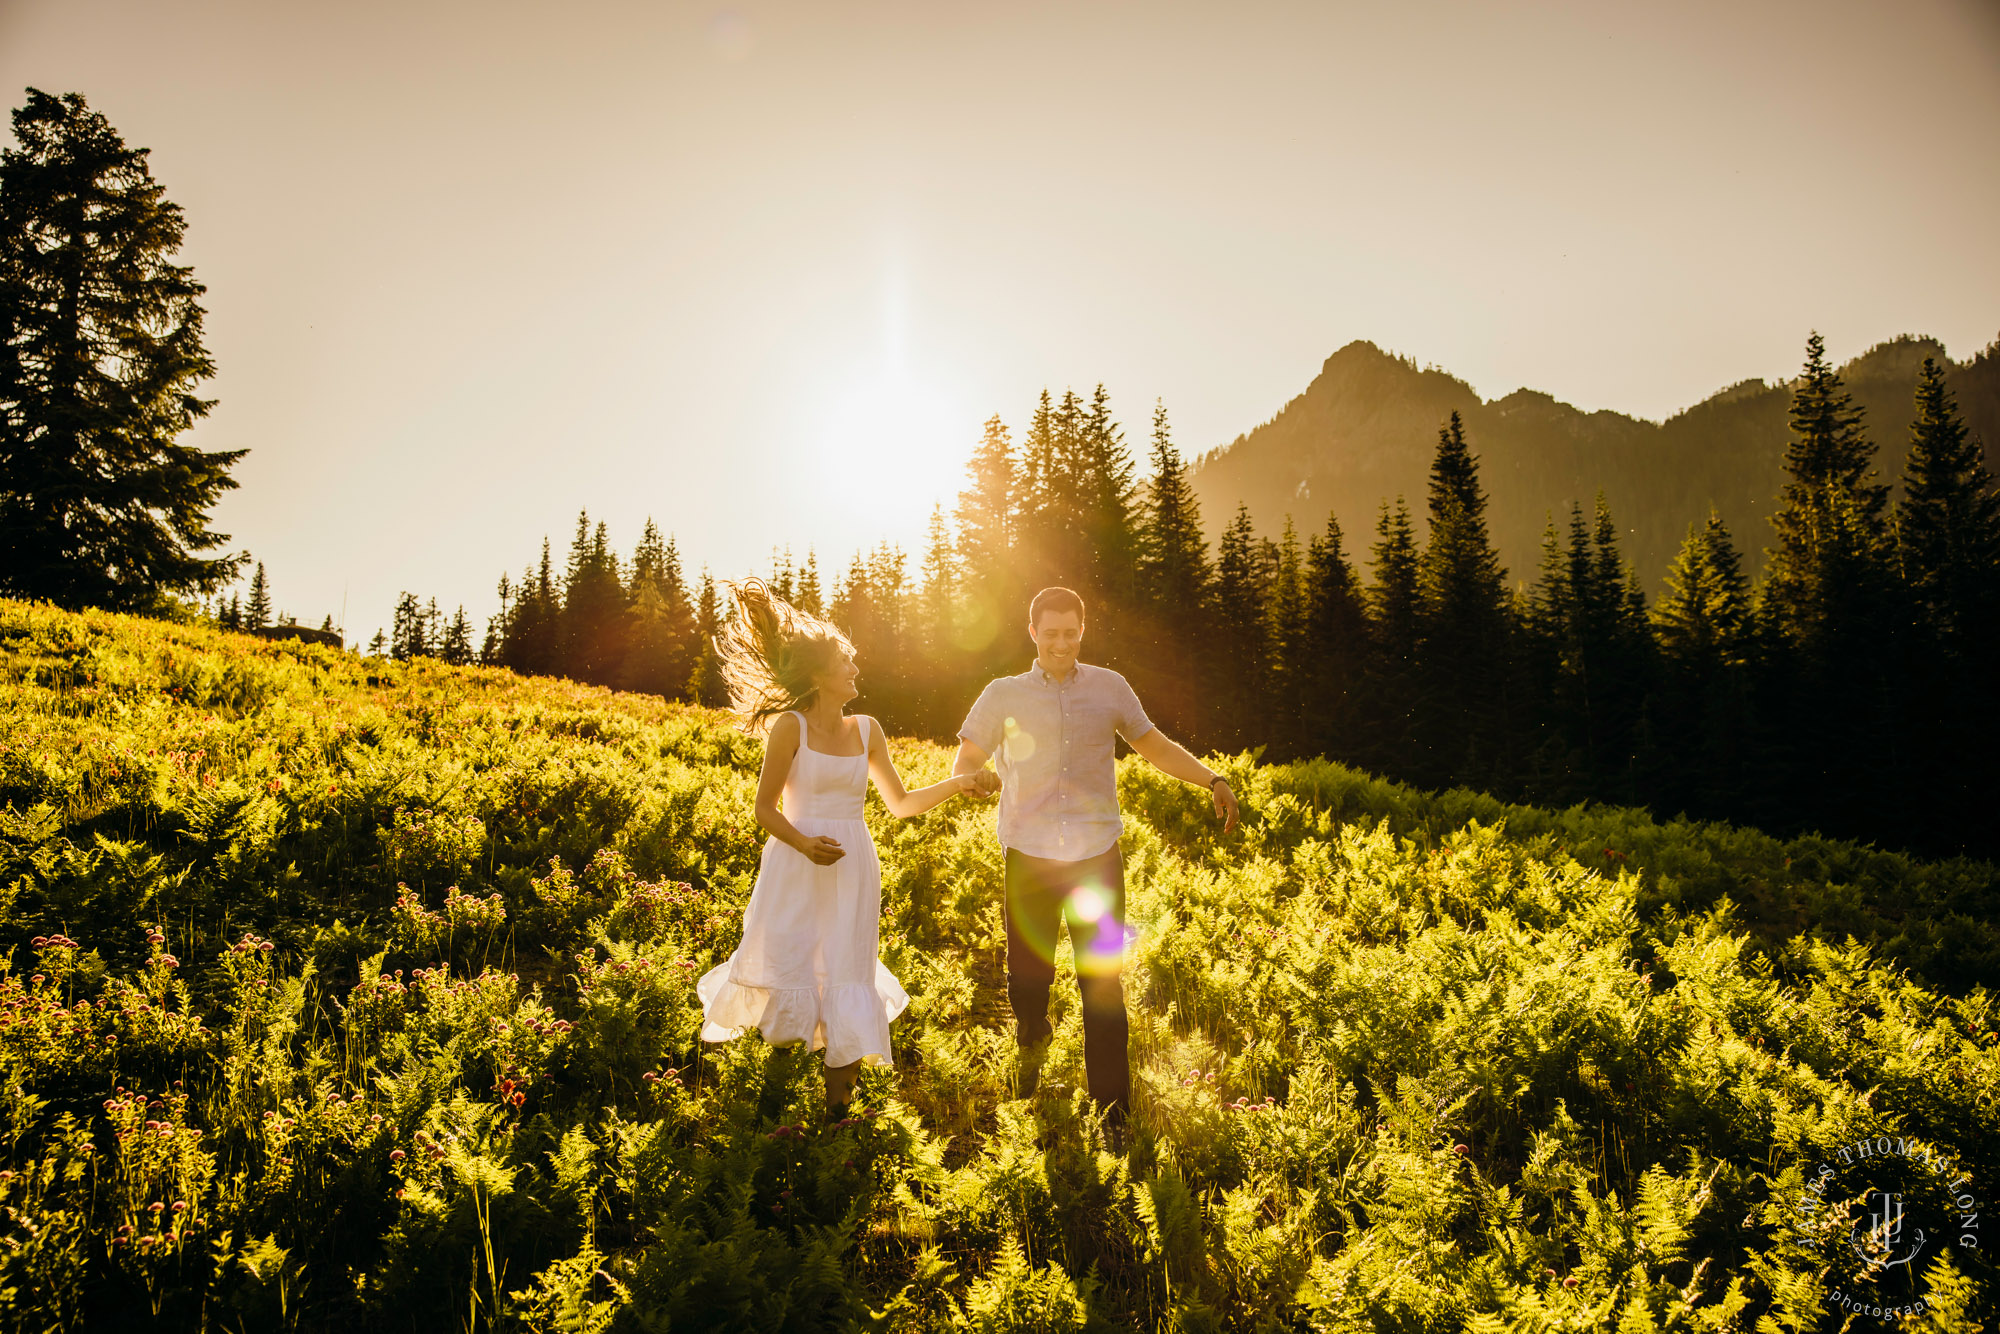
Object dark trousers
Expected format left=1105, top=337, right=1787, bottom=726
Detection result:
left=1004, top=844, right=1130, bottom=1112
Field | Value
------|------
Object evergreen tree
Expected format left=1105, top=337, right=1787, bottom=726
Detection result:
left=686, top=571, right=728, bottom=707
left=561, top=513, right=627, bottom=686
left=1302, top=512, right=1369, bottom=763
left=1414, top=412, right=1512, bottom=786
left=1763, top=331, right=1894, bottom=651
left=441, top=606, right=473, bottom=665
left=1759, top=332, right=1904, bottom=841
left=1652, top=512, right=1757, bottom=818
left=1365, top=499, right=1422, bottom=769
left=246, top=562, right=271, bottom=629
left=1265, top=516, right=1309, bottom=749
left=0, top=90, right=245, bottom=612
left=619, top=522, right=695, bottom=697
left=1134, top=402, right=1211, bottom=738
left=390, top=592, right=428, bottom=660
left=503, top=539, right=560, bottom=677
left=1211, top=503, right=1269, bottom=751
left=957, top=415, right=1014, bottom=583
left=366, top=628, right=387, bottom=657
left=1892, top=356, right=2000, bottom=852
left=1078, top=383, right=1140, bottom=611
left=1895, top=356, right=1999, bottom=655
left=796, top=551, right=823, bottom=617
left=221, top=593, right=241, bottom=631
left=916, top=506, right=959, bottom=732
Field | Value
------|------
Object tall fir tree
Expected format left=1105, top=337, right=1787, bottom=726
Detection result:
left=1652, top=512, right=1757, bottom=819
left=620, top=521, right=695, bottom=698
left=1264, top=516, right=1309, bottom=749
left=1413, top=412, right=1512, bottom=786
left=1211, top=503, right=1269, bottom=751
left=1365, top=498, right=1422, bottom=768
left=440, top=606, right=473, bottom=665
left=1302, top=512, right=1369, bottom=763
left=1134, top=402, right=1211, bottom=738
left=1895, top=356, right=1999, bottom=656
left=686, top=571, right=728, bottom=707
left=0, top=89, right=245, bottom=612
left=1892, top=356, right=2000, bottom=852
left=1763, top=331, right=1894, bottom=653
left=246, top=562, right=271, bottom=629
left=1759, top=332, right=1905, bottom=842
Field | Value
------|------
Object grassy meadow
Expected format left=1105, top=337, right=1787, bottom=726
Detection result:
left=0, top=597, right=1996, bottom=1331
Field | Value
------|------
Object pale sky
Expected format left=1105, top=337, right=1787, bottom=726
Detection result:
left=4, top=0, right=1997, bottom=643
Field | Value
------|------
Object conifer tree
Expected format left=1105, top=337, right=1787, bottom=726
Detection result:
left=1652, top=512, right=1757, bottom=816
left=1078, top=383, right=1139, bottom=609
left=390, top=592, right=428, bottom=660
left=796, top=552, right=823, bottom=617
left=1895, top=356, right=1999, bottom=655
left=1763, top=332, right=1894, bottom=651
left=620, top=522, right=695, bottom=697
left=366, top=628, right=387, bottom=657
left=0, top=90, right=245, bottom=612
left=221, top=593, right=241, bottom=631
left=246, top=562, right=271, bottom=629
left=1366, top=499, right=1422, bottom=769
left=1414, top=412, right=1512, bottom=785
left=441, top=606, right=473, bottom=665
left=686, top=571, right=728, bottom=707
left=1303, top=512, right=1369, bottom=762
left=1212, top=503, right=1269, bottom=750
left=916, top=506, right=959, bottom=731
left=1892, top=356, right=1999, bottom=850
left=1134, top=402, right=1211, bottom=736
left=1760, top=332, right=1904, bottom=840
left=1265, top=517, right=1309, bottom=747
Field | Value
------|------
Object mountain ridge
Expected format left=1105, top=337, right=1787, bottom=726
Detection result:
left=1190, top=333, right=2000, bottom=588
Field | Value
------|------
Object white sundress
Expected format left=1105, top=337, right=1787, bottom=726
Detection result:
left=697, top=712, right=910, bottom=1067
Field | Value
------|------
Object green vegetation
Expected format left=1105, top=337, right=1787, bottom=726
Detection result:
left=2, top=598, right=1996, bottom=1330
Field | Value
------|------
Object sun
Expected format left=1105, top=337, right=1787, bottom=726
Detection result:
left=810, top=363, right=967, bottom=528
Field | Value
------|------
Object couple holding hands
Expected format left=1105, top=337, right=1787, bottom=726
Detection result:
left=696, top=582, right=1239, bottom=1153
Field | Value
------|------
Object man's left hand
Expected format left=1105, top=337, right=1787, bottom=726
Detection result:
left=1211, top=779, right=1239, bottom=835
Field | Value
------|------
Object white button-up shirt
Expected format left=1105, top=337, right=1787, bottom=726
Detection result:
left=959, top=660, right=1155, bottom=860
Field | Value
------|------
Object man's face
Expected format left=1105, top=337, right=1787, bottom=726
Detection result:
left=1030, top=610, right=1083, bottom=674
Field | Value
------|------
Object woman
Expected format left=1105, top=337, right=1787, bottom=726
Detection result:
left=696, top=580, right=994, bottom=1121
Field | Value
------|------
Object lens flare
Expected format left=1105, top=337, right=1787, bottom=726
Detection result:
left=1001, top=716, right=1036, bottom=762
left=1067, top=885, right=1110, bottom=923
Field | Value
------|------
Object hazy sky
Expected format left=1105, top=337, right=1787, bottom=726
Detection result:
left=4, top=0, right=1997, bottom=643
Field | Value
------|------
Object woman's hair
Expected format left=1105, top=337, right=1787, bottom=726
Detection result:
left=714, top=578, right=856, bottom=734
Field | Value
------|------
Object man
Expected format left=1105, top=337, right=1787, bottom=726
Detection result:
left=954, top=586, right=1239, bottom=1153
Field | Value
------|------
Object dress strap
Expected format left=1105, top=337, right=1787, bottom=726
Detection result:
left=854, top=714, right=870, bottom=754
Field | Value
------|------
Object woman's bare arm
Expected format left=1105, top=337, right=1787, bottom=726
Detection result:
left=755, top=712, right=844, bottom=864
left=866, top=717, right=982, bottom=818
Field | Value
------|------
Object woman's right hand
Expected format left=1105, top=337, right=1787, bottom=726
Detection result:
left=798, top=835, right=845, bottom=865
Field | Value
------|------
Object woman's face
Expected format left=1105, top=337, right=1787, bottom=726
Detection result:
left=816, top=649, right=859, bottom=707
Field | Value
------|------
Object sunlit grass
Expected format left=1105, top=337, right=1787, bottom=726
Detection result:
left=0, top=598, right=1994, bottom=1329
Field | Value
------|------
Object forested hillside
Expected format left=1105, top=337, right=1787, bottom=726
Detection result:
left=1, top=600, right=1997, bottom=1329
left=1190, top=335, right=2000, bottom=590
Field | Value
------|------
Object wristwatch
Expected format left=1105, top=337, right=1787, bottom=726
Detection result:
left=1207, top=775, right=1229, bottom=790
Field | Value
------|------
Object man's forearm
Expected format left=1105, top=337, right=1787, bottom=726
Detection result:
left=952, top=741, right=990, bottom=778
left=1138, top=732, right=1221, bottom=787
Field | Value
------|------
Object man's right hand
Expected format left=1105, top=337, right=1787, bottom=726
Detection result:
left=799, top=835, right=845, bottom=865
left=971, top=769, right=1001, bottom=798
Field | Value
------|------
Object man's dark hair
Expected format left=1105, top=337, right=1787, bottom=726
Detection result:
left=1029, top=587, right=1086, bottom=628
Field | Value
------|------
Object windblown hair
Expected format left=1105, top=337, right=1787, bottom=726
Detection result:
left=714, top=579, right=856, bottom=734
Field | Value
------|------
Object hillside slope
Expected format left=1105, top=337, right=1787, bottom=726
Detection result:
left=1, top=600, right=1995, bottom=1329
left=1191, top=335, right=2000, bottom=588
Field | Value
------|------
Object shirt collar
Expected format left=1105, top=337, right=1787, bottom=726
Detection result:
left=1031, top=659, right=1081, bottom=686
